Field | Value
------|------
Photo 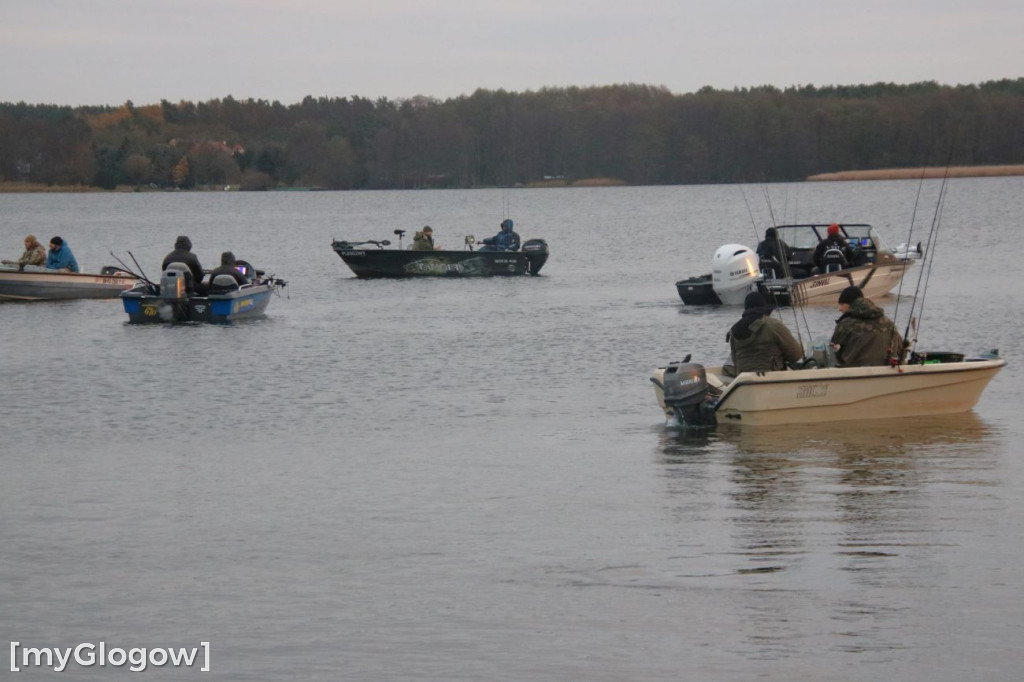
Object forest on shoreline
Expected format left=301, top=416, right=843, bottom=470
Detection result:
left=2, top=80, right=1024, bottom=192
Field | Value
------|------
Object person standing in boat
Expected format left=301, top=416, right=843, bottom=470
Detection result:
left=45, top=236, right=80, bottom=272
left=830, top=286, right=904, bottom=367
left=480, top=219, right=521, bottom=251
left=755, top=227, right=793, bottom=276
left=11, top=235, right=47, bottom=270
left=161, top=235, right=205, bottom=289
left=410, top=226, right=439, bottom=251
left=727, top=291, right=803, bottom=374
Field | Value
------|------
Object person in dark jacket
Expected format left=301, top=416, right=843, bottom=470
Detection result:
left=728, top=291, right=803, bottom=373
left=207, top=251, right=249, bottom=292
left=161, top=235, right=204, bottom=288
left=812, top=223, right=853, bottom=273
left=480, top=219, right=521, bottom=251
left=756, top=227, right=792, bottom=263
left=830, top=286, right=904, bottom=367
left=410, top=226, right=439, bottom=251
left=45, top=236, right=80, bottom=272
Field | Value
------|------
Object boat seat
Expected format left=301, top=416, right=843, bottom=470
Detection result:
left=821, top=248, right=847, bottom=273
left=759, top=257, right=783, bottom=279
left=208, top=274, right=240, bottom=294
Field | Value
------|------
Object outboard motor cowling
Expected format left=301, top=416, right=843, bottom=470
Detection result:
left=661, top=361, right=717, bottom=428
left=160, top=265, right=189, bottom=301
left=711, top=244, right=761, bottom=305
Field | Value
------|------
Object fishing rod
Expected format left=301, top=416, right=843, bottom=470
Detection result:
left=127, top=251, right=152, bottom=285
left=752, top=181, right=813, bottom=352
left=109, top=251, right=151, bottom=285
left=898, top=132, right=958, bottom=359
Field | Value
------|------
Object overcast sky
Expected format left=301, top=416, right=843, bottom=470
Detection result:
left=2, top=0, right=1021, bottom=107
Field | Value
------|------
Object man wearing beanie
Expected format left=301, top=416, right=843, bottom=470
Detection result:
left=830, top=286, right=904, bottom=366
left=727, top=290, right=803, bottom=374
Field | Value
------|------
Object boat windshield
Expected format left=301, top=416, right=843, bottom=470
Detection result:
left=775, top=223, right=880, bottom=251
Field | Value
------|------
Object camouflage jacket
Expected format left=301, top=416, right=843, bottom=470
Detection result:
left=18, top=244, right=47, bottom=267
left=729, top=314, right=803, bottom=373
left=410, top=231, right=435, bottom=251
left=831, top=298, right=903, bottom=367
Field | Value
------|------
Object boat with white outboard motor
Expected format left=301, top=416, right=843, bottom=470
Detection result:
left=657, top=177, right=1004, bottom=428
left=331, top=230, right=549, bottom=278
left=676, top=223, right=921, bottom=306
left=0, top=263, right=137, bottom=301
left=651, top=351, right=1005, bottom=428
left=119, top=259, right=286, bottom=323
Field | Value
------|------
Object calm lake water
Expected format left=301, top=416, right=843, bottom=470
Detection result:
left=2, top=179, right=1022, bottom=680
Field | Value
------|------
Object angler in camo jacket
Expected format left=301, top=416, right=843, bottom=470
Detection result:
left=17, top=235, right=47, bottom=269
left=831, top=286, right=904, bottom=367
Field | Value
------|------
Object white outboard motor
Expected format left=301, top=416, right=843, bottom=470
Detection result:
left=711, top=244, right=761, bottom=305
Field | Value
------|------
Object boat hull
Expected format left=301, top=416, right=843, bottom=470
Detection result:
left=332, top=242, right=548, bottom=278
left=766, top=261, right=913, bottom=306
left=653, top=358, right=1005, bottom=426
left=120, top=286, right=276, bottom=323
left=0, top=267, right=136, bottom=301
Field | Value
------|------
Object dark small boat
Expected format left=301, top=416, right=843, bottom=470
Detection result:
left=331, top=233, right=549, bottom=278
left=120, top=260, right=286, bottom=324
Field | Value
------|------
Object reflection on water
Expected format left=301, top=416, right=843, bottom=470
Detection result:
left=654, top=413, right=1005, bottom=661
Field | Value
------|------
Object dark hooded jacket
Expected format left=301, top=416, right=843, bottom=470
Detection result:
left=756, top=229, right=792, bottom=263
left=161, top=235, right=204, bottom=285
left=729, top=295, right=803, bottom=373
left=830, top=297, right=904, bottom=367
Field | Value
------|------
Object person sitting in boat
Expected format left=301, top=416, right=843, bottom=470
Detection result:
left=755, top=227, right=793, bottom=277
left=45, top=236, right=80, bottom=273
left=812, top=223, right=853, bottom=273
left=207, top=251, right=250, bottom=293
left=830, top=286, right=904, bottom=367
left=6, top=234, right=47, bottom=270
left=161, top=235, right=205, bottom=290
left=726, top=291, right=803, bottom=374
left=479, top=219, right=521, bottom=252
left=410, top=226, right=440, bottom=251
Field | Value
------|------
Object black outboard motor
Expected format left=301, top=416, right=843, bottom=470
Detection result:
left=660, top=361, right=717, bottom=428
left=521, top=238, right=549, bottom=274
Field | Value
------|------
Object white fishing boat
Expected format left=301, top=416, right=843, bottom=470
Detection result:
left=651, top=353, right=1005, bottom=427
left=676, top=223, right=921, bottom=306
left=0, top=264, right=137, bottom=301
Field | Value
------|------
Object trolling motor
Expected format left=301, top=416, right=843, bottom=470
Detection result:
left=653, top=357, right=718, bottom=428
left=394, top=229, right=406, bottom=248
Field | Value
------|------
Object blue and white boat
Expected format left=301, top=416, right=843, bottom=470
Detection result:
left=120, top=260, right=286, bottom=324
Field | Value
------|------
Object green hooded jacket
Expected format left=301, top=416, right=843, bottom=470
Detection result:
left=831, top=297, right=903, bottom=366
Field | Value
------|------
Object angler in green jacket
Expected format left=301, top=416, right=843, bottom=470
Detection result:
left=728, top=291, right=804, bottom=373
left=830, top=286, right=904, bottom=366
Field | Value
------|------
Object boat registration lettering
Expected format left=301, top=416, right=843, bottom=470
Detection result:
left=796, top=384, right=829, bottom=399
left=341, top=251, right=365, bottom=256
left=808, top=277, right=831, bottom=289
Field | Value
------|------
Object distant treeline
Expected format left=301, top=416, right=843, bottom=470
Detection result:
left=2, top=79, right=1024, bottom=190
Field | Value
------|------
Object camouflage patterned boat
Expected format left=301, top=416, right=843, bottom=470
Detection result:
left=331, top=234, right=549, bottom=278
